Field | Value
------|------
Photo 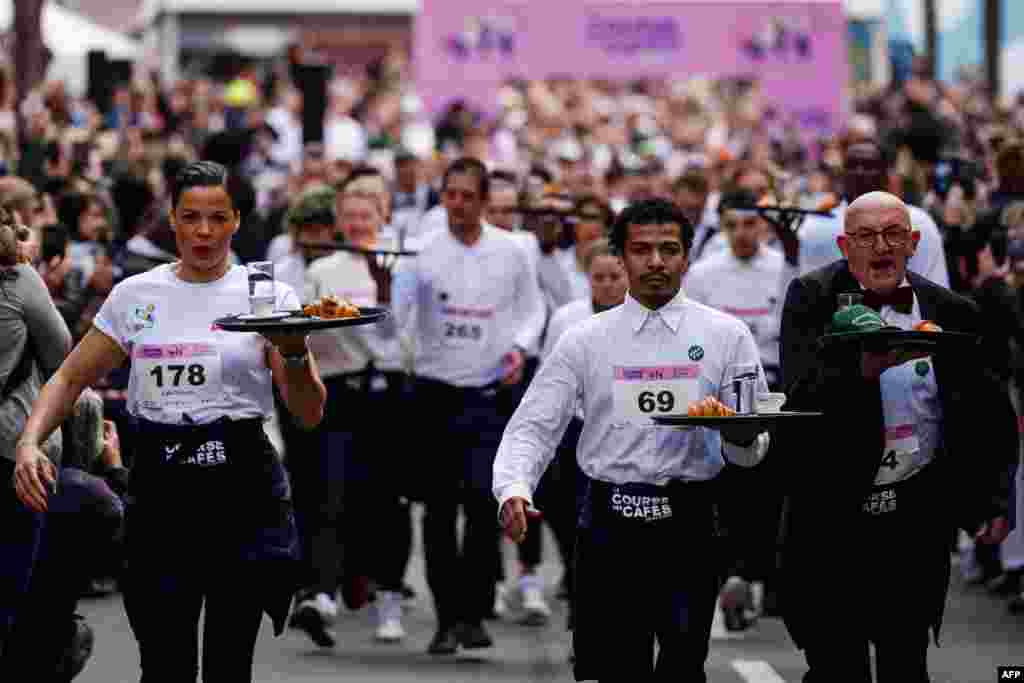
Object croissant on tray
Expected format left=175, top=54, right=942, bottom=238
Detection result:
left=687, top=396, right=736, bottom=417
left=302, top=294, right=360, bottom=319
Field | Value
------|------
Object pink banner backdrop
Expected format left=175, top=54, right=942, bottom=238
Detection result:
left=414, top=0, right=849, bottom=134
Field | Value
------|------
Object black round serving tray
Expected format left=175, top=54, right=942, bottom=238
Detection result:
left=214, top=306, right=390, bottom=333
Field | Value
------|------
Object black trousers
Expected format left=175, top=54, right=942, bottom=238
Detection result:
left=573, top=479, right=719, bottom=682
left=802, top=631, right=930, bottom=683
left=413, top=377, right=507, bottom=628
left=124, top=418, right=298, bottom=683
left=289, top=371, right=414, bottom=599
left=344, top=370, right=414, bottom=593
left=123, top=562, right=265, bottom=682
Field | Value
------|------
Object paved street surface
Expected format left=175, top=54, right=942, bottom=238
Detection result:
left=77, top=514, right=1023, bottom=683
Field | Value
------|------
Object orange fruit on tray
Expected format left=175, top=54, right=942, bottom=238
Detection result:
left=913, top=320, right=942, bottom=333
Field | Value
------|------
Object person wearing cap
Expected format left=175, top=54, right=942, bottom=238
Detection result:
left=495, top=198, right=771, bottom=680
left=778, top=191, right=1016, bottom=682
left=272, top=184, right=338, bottom=296
left=386, top=157, right=545, bottom=655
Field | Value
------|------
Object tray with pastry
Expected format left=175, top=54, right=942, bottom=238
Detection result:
left=651, top=396, right=822, bottom=428
left=214, top=295, right=390, bottom=333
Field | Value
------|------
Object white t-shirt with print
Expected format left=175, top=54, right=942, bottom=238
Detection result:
left=93, top=264, right=299, bottom=425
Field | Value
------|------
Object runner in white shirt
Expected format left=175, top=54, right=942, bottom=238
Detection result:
left=388, top=158, right=545, bottom=655
left=684, top=189, right=785, bottom=389
left=15, top=161, right=327, bottom=682
left=494, top=198, right=770, bottom=680
left=295, top=191, right=414, bottom=645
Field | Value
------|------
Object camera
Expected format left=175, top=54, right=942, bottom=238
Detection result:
left=933, top=157, right=978, bottom=200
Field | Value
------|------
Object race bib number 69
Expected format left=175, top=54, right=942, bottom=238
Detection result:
left=612, top=365, right=700, bottom=425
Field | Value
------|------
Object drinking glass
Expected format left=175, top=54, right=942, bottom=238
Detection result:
left=724, top=362, right=759, bottom=414
left=837, top=292, right=863, bottom=311
left=247, top=261, right=276, bottom=316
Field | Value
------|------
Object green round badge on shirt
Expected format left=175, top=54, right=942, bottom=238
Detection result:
left=915, top=360, right=930, bottom=377
left=688, top=345, right=704, bottom=361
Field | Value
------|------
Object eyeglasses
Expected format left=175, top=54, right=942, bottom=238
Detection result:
left=844, top=229, right=911, bottom=249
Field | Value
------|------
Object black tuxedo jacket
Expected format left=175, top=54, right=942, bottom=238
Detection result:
left=776, top=259, right=1017, bottom=647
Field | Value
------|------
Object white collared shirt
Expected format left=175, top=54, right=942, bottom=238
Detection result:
left=684, top=247, right=784, bottom=370
left=392, top=223, right=546, bottom=387
left=493, top=289, right=770, bottom=511
left=860, top=279, right=943, bottom=485
left=543, top=298, right=598, bottom=420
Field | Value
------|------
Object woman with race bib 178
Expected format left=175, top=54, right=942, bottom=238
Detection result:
left=14, top=160, right=327, bottom=682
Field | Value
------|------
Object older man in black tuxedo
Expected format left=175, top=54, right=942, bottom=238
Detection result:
left=778, top=191, right=1017, bottom=682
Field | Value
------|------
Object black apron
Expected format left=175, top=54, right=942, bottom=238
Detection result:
left=124, top=416, right=301, bottom=636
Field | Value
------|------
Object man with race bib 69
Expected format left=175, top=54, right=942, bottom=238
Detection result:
left=494, top=198, right=770, bottom=681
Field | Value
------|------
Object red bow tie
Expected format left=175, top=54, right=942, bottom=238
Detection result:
left=862, top=287, right=914, bottom=314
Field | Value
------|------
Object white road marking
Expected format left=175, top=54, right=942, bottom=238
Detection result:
left=731, top=659, right=788, bottom=683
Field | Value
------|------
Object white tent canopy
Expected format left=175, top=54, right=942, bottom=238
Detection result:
left=0, top=1, right=143, bottom=96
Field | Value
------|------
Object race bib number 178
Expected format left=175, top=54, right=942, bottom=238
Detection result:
left=134, top=343, right=223, bottom=411
left=612, top=365, right=700, bottom=425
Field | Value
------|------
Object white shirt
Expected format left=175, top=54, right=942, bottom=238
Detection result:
left=323, top=115, right=367, bottom=163
left=684, top=247, right=784, bottom=370
left=266, top=233, right=293, bottom=264
left=493, top=290, right=770, bottom=511
left=509, top=230, right=574, bottom=343
left=304, top=252, right=406, bottom=378
left=392, top=224, right=545, bottom=387
left=543, top=298, right=597, bottom=421
left=93, top=264, right=298, bottom=425
left=275, top=252, right=306, bottom=298
left=556, top=246, right=591, bottom=302
left=265, top=107, right=303, bottom=169
left=861, top=280, right=943, bottom=488
left=413, top=204, right=449, bottom=241
left=781, top=201, right=950, bottom=299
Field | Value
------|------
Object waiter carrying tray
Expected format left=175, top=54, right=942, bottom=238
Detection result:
left=778, top=191, right=1018, bottom=682
left=494, top=198, right=771, bottom=681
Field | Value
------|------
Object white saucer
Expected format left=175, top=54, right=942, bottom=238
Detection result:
left=237, top=312, right=291, bottom=321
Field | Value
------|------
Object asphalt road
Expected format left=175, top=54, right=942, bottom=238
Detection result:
left=76, top=517, right=1023, bottom=683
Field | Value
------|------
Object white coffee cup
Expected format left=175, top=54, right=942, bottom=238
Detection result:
left=756, top=392, right=787, bottom=414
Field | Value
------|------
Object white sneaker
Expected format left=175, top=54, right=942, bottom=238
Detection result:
left=308, top=592, right=339, bottom=623
left=374, top=591, right=405, bottom=642
left=519, top=575, right=551, bottom=626
left=493, top=583, right=509, bottom=618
